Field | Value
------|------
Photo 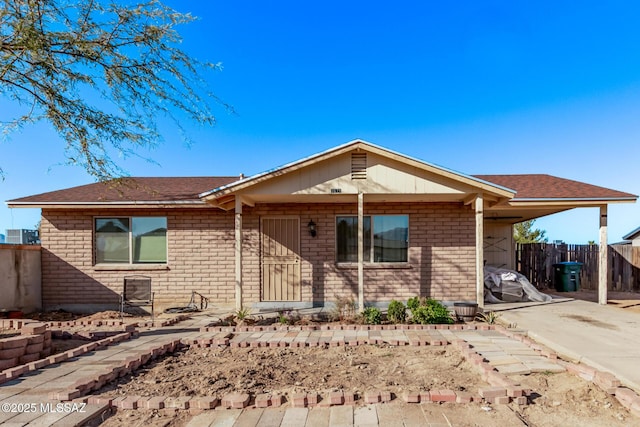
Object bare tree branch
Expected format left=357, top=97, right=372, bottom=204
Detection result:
left=0, top=0, right=231, bottom=181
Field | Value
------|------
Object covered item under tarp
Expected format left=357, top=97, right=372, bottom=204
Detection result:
left=484, top=266, right=552, bottom=303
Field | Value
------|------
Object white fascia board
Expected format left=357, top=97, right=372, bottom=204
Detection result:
left=7, top=201, right=207, bottom=208
left=511, top=197, right=637, bottom=203
left=200, top=139, right=516, bottom=199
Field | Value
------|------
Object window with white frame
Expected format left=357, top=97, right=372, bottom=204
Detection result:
left=336, top=215, right=408, bottom=263
left=95, top=217, right=167, bottom=264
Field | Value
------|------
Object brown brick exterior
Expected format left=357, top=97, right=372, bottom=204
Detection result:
left=40, top=202, right=475, bottom=312
left=41, top=208, right=237, bottom=312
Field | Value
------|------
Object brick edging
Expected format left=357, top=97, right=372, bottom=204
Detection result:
left=44, top=314, right=191, bottom=329
left=557, top=360, right=640, bottom=417
left=0, top=314, right=190, bottom=382
left=493, top=325, right=640, bottom=417
left=200, top=323, right=495, bottom=333
left=0, top=332, right=133, bottom=385
left=35, top=320, right=640, bottom=419
left=49, top=339, right=182, bottom=401
left=71, top=323, right=531, bottom=413
left=452, top=339, right=529, bottom=405
left=82, top=388, right=485, bottom=413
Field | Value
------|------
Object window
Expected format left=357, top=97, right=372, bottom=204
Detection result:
left=336, top=215, right=408, bottom=263
left=95, top=217, right=167, bottom=264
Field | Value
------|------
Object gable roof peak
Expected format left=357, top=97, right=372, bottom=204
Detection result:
left=200, top=139, right=516, bottom=200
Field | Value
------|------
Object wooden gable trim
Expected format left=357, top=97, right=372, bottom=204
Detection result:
left=201, top=140, right=516, bottom=203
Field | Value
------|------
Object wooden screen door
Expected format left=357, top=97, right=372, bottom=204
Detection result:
left=261, top=217, right=301, bottom=301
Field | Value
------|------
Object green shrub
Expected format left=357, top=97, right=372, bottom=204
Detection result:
left=387, top=300, right=406, bottom=323
left=409, top=298, right=453, bottom=324
left=407, top=296, right=421, bottom=311
left=425, top=299, right=454, bottom=324
left=362, top=307, right=382, bottom=325
left=410, top=305, right=431, bottom=324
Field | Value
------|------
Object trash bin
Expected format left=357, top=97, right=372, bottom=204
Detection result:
left=552, top=262, right=583, bottom=292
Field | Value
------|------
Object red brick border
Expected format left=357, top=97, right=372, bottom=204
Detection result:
left=199, top=323, right=486, bottom=333
left=15, top=319, right=640, bottom=420
left=0, top=331, right=133, bottom=385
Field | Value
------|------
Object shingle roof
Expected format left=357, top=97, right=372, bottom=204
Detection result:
left=7, top=177, right=239, bottom=204
left=6, top=174, right=636, bottom=205
left=473, top=174, right=637, bottom=200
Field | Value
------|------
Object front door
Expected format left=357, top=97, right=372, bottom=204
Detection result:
left=261, top=217, right=301, bottom=301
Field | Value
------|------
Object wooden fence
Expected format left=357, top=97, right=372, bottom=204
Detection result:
left=515, top=243, right=640, bottom=292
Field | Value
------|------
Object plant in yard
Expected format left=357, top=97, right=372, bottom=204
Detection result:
left=387, top=300, right=407, bottom=323
left=408, top=298, right=453, bottom=324
left=362, top=307, right=382, bottom=325
left=329, top=295, right=357, bottom=322
left=424, top=299, right=454, bottom=324
left=277, top=311, right=289, bottom=324
left=475, top=311, right=501, bottom=325
left=276, top=310, right=300, bottom=325
left=410, top=305, right=431, bottom=324
left=234, top=307, right=252, bottom=325
left=407, top=296, right=421, bottom=311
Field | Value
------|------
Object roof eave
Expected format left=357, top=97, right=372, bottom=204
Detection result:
left=622, top=226, right=640, bottom=241
left=508, top=197, right=637, bottom=205
left=201, top=139, right=516, bottom=201
left=7, top=201, right=208, bottom=209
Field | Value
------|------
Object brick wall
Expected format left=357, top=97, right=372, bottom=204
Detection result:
left=41, top=208, right=236, bottom=312
left=245, top=202, right=476, bottom=305
left=40, top=202, right=476, bottom=312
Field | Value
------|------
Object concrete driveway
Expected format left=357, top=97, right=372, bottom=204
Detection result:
left=496, top=299, right=640, bottom=393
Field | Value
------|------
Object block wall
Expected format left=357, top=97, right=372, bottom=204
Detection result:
left=40, top=208, right=236, bottom=312
left=0, top=321, right=52, bottom=371
left=40, top=201, right=476, bottom=312
left=244, top=202, right=476, bottom=304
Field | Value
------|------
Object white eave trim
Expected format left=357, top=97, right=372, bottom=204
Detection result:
left=622, top=226, right=640, bottom=241
left=7, top=200, right=208, bottom=208
left=510, top=197, right=637, bottom=203
left=200, top=139, right=517, bottom=200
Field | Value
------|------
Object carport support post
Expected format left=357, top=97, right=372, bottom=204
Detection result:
left=358, top=192, right=364, bottom=313
left=599, top=205, right=608, bottom=305
left=475, top=194, right=484, bottom=308
left=235, top=197, right=243, bottom=310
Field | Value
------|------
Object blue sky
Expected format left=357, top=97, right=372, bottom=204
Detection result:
left=1, top=0, right=639, bottom=243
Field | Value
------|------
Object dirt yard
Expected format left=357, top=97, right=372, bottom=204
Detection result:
left=12, top=309, right=640, bottom=426
left=92, top=344, right=640, bottom=427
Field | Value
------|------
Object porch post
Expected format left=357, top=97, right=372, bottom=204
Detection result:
left=475, top=194, right=484, bottom=308
left=598, top=205, right=608, bottom=305
left=235, top=197, right=243, bottom=310
left=358, top=192, right=364, bottom=313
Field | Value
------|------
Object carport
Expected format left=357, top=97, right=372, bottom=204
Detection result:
left=475, top=174, right=637, bottom=306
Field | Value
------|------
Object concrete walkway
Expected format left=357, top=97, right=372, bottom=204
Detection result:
left=0, top=319, right=205, bottom=426
left=498, top=299, right=640, bottom=393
